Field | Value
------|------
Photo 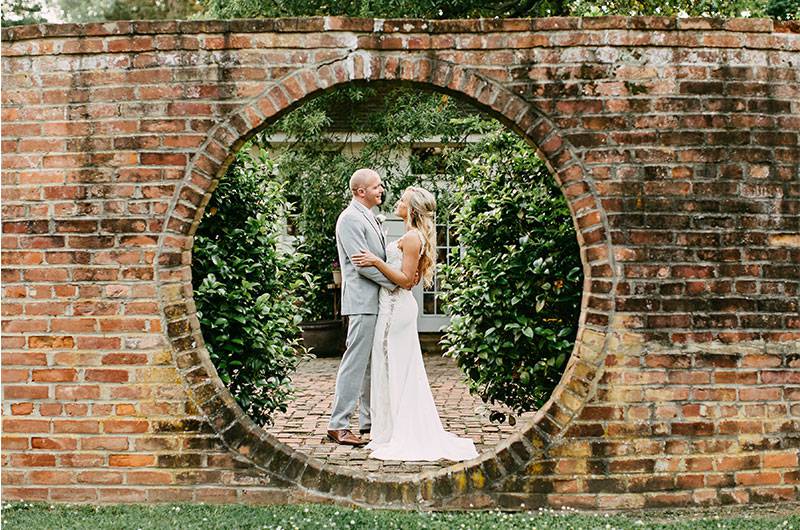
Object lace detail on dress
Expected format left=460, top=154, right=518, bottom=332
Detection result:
left=380, top=240, right=403, bottom=401
left=381, top=290, right=399, bottom=391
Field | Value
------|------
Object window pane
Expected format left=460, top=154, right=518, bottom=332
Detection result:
left=423, top=293, right=436, bottom=314
left=437, top=224, right=447, bottom=246
left=448, top=224, right=458, bottom=244
left=435, top=295, right=446, bottom=315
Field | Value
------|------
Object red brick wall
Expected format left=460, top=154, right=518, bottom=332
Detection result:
left=2, top=17, right=798, bottom=509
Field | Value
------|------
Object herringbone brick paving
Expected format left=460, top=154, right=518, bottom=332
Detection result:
left=269, top=355, right=532, bottom=476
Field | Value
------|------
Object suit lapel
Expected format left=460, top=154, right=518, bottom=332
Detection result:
left=352, top=203, right=385, bottom=248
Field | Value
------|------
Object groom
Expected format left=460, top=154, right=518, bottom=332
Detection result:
left=327, top=168, right=397, bottom=446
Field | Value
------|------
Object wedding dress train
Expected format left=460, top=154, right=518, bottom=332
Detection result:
left=366, top=234, right=478, bottom=462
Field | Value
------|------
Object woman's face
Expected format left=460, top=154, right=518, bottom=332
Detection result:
left=394, top=191, right=411, bottom=220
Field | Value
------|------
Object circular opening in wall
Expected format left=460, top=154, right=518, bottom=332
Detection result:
left=188, top=81, right=587, bottom=477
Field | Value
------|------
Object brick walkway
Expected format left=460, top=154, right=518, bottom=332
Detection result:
left=269, top=355, right=533, bottom=476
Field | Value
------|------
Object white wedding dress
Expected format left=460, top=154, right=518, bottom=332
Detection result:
left=366, top=231, right=478, bottom=462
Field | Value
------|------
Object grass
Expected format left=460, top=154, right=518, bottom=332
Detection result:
left=2, top=502, right=798, bottom=529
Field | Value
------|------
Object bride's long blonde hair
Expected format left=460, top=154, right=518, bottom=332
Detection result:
left=404, top=186, right=437, bottom=288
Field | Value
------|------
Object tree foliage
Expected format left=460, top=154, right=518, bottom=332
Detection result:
left=569, top=0, right=766, bottom=17
left=766, top=0, right=800, bottom=19
left=1, top=0, right=46, bottom=26
left=31, top=0, right=793, bottom=26
left=204, top=0, right=571, bottom=19
left=203, top=0, right=773, bottom=19
left=192, top=146, right=314, bottom=426
left=53, top=0, right=202, bottom=22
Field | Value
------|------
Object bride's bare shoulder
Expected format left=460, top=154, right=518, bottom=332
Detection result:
left=397, top=230, right=422, bottom=252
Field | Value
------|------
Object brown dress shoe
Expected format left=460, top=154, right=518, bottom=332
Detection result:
left=327, top=429, right=367, bottom=446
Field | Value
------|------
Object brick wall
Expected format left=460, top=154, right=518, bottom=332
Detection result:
left=1, top=17, right=798, bottom=509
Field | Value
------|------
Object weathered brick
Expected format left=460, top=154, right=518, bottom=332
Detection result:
left=12, top=454, right=56, bottom=467
left=29, top=470, right=74, bottom=485
left=2, top=17, right=799, bottom=512
left=736, top=471, right=782, bottom=486
left=49, top=487, right=97, bottom=502
left=4, top=385, right=49, bottom=399
left=3, top=419, right=50, bottom=433
left=80, top=436, right=129, bottom=451
left=103, top=420, right=149, bottom=434
left=55, top=385, right=101, bottom=400
left=53, top=420, right=100, bottom=434
left=77, top=471, right=124, bottom=484
left=32, top=368, right=77, bottom=382
left=31, top=437, right=78, bottom=450
left=85, top=369, right=130, bottom=383
left=109, top=454, right=156, bottom=467
left=10, top=402, right=34, bottom=415
left=764, top=452, right=799, bottom=468
left=126, top=470, right=174, bottom=485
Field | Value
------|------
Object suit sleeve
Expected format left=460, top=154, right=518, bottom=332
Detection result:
left=338, top=215, right=397, bottom=290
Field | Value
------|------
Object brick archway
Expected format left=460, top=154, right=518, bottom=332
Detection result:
left=157, top=53, right=615, bottom=505
left=2, top=17, right=798, bottom=509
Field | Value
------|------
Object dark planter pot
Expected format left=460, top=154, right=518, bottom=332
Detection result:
left=300, top=319, right=346, bottom=357
left=419, top=332, right=445, bottom=356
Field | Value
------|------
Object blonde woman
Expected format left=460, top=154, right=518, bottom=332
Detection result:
left=352, top=186, right=478, bottom=462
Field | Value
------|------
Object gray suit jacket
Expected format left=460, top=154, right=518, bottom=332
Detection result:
left=336, top=200, right=396, bottom=315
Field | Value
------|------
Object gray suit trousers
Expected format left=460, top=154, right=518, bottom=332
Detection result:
left=328, top=314, right=376, bottom=431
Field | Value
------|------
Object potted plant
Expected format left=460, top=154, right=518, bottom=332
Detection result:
left=298, top=259, right=346, bottom=357
left=300, top=318, right=344, bottom=357
left=332, top=260, right=342, bottom=287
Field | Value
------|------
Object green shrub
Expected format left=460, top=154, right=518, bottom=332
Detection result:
left=192, top=146, right=314, bottom=426
left=766, top=0, right=800, bottom=19
left=441, top=131, right=583, bottom=415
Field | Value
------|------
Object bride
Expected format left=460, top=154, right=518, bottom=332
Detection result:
left=352, top=186, right=478, bottom=462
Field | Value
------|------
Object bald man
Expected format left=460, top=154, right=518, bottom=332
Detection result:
left=327, top=168, right=398, bottom=446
